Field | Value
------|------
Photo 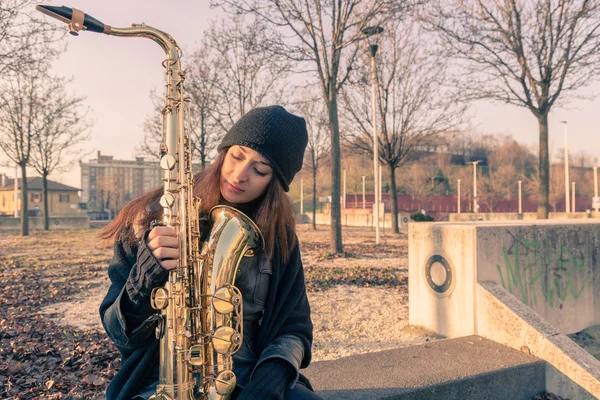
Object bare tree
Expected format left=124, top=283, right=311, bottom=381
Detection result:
left=424, top=0, right=600, bottom=218
left=29, top=76, right=91, bottom=230
left=214, top=0, right=408, bottom=253
left=548, top=163, right=566, bottom=211
left=0, top=64, right=49, bottom=235
left=0, top=0, right=63, bottom=74
left=478, top=138, right=532, bottom=211
left=342, top=20, right=465, bottom=232
left=207, top=16, right=291, bottom=134
left=186, top=46, right=222, bottom=167
left=293, top=90, right=330, bottom=230
left=140, top=84, right=218, bottom=169
left=141, top=18, right=287, bottom=167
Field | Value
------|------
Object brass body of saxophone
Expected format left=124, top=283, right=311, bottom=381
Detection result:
left=36, top=6, right=264, bottom=399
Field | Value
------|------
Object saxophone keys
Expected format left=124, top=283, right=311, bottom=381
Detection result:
left=151, top=287, right=169, bottom=310
left=188, top=344, right=203, bottom=367
left=211, top=326, right=237, bottom=355
left=214, top=371, right=236, bottom=396
left=212, top=287, right=234, bottom=314
left=160, top=193, right=175, bottom=208
left=154, top=315, right=166, bottom=340
left=160, top=154, right=177, bottom=171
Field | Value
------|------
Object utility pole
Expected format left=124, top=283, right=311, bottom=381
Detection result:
left=593, top=166, right=599, bottom=213
left=362, top=176, right=366, bottom=209
left=561, top=121, right=570, bottom=213
left=469, top=161, right=481, bottom=213
left=572, top=182, right=576, bottom=213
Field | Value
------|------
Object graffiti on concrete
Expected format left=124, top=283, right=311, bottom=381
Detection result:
left=496, top=232, right=591, bottom=308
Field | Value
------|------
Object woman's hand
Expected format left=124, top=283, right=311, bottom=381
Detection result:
left=146, top=226, right=179, bottom=270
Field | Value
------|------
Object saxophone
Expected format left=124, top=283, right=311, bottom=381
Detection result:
left=36, top=6, right=264, bottom=399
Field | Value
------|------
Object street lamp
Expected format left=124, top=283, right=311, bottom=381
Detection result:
left=560, top=121, right=570, bottom=213
left=594, top=165, right=599, bottom=213
left=362, top=176, right=366, bottom=209
left=469, top=161, right=481, bottom=213
left=362, top=25, right=384, bottom=244
left=518, top=180, right=522, bottom=216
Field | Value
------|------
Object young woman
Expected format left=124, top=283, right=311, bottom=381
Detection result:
left=99, top=106, right=321, bottom=400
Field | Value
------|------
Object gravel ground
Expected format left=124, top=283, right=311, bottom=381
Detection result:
left=1, top=224, right=574, bottom=399
left=38, top=224, right=429, bottom=363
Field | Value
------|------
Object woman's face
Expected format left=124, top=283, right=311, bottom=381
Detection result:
left=220, top=145, right=274, bottom=204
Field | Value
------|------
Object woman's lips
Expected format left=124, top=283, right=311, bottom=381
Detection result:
left=226, top=180, right=243, bottom=193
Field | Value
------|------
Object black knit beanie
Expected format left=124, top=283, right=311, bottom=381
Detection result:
left=217, top=105, right=308, bottom=192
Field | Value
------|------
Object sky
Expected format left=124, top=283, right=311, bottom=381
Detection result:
left=3, top=0, right=600, bottom=189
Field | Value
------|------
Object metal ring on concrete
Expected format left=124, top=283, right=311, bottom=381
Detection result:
left=424, top=254, right=454, bottom=297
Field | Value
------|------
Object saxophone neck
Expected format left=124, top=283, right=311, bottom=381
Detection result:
left=110, top=25, right=181, bottom=62
left=36, top=5, right=180, bottom=61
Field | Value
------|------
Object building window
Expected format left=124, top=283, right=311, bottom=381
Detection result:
left=59, top=194, right=70, bottom=203
left=31, top=192, right=41, bottom=202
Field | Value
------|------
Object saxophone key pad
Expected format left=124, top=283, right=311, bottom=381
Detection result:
left=160, top=154, right=177, bottom=171
left=159, top=194, right=175, bottom=208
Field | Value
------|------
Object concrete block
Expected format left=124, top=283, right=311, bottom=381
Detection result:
left=408, top=223, right=476, bottom=338
left=409, top=220, right=600, bottom=336
left=477, top=281, right=600, bottom=399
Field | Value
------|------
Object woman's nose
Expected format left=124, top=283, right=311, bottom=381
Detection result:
left=233, top=164, right=249, bottom=182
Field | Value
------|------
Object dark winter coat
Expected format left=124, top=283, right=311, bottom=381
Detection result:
left=99, top=229, right=313, bottom=400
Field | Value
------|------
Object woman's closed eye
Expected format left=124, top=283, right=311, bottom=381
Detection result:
left=232, top=153, right=269, bottom=176
left=254, top=167, right=268, bottom=177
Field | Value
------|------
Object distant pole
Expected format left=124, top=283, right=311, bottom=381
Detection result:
left=343, top=169, right=347, bottom=210
left=594, top=166, right=599, bottom=212
left=561, top=121, right=570, bottom=213
left=362, top=176, right=366, bottom=209
left=469, top=161, right=481, bottom=213
left=300, top=177, right=304, bottom=214
left=518, top=180, right=522, bottom=214
left=379, top=165, right=383, bottom=201
left=370, top=45, right=380, bottom=245
left=571, top=182, right=576, bottom=213
left=457, top=179, right=461, bottom=214
left=14, top=164, right=18, bottom=218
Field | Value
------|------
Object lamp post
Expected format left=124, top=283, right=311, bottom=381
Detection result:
left=518, top=180, right=522, bottom=215
left=457, top=179, right=461, bottom=214
left=362, top=25, right=384, bottom=244
left=362, top=176, right=366, bottom=209
left=572, top=182, right=576, bottom=213
left=469, top=161, right=481, bottom=213
left=560, top=121, right=570, bottom=213
left=594, top=166, right=599, bottom=213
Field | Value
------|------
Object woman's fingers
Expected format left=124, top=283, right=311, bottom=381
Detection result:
left=148, top=235, right=178, bottom=251
left=148, top=226, right=177, bottom=241
left=146, top=226, right=180, bottom=270
left=153, top=247, right=179, bottom=260
left=160, top=259, right=178, bottom=271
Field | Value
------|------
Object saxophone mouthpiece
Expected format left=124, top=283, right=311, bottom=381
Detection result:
left=36, top=5, right=112, bottom=35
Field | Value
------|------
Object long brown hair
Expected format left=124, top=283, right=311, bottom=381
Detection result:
left=101, top=149, right=297, bottom=263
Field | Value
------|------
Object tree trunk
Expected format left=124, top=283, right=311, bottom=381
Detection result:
left=43, top=172, right=49, bottom=230
left=20, top=163, right=28, bottom=236
left=537, top=113, right=550, bottom=219
left=312, top=168, right=317, bottom=231
left=389, top=164, right=399, bottom=234
left=327, top=90, right=343, bottom=254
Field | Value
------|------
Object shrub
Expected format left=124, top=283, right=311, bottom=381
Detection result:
left=410, top=211, right=434, bottom=222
